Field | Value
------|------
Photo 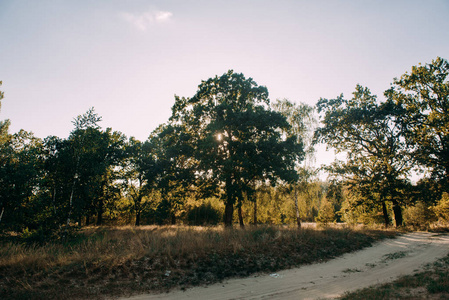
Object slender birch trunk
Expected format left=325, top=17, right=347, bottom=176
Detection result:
left=0, top=207, right=4, bottom=223
left=293, top=184, right=301, bottom=228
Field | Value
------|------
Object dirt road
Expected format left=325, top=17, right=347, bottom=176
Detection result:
left=123, top=232, right=449, bottom=300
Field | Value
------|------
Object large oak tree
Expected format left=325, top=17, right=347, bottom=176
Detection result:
left=315, top=85, right=411, bottom=227
left=386, top=57, right=449, bottom=192
left=169, top=71, right=304, bottom=226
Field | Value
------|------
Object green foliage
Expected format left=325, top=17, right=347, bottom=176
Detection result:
left=151, top=198, right=173, bottom=225
left=58, top=117, right=126, bottom=227
left=272, top=99, right=316, bottom=162
left=19, top=226, right=62, bottom=245
left=338, top=186, right=389, bottom=226
left=121, top=137, right=159, bottom=225
left=236, top=181, right=328, bottom=225
left=0, top=130, right=44, bottom=232
left=315, top=198, right=336, bottom=225
left=0, top=107, right=130, bottom=237
left=315, top=84, right=412, bottom=227
left=247, top=186, right=294, bottom=224
left=0, top=80, right=3, bottom=111
left=187, top=202, right=221, bottom=225
left=168, top=70, right=304, bottom=226
left=72, top=107, right=102, bottom=130
left=403, top=201, right=437, bottom=227
left=432, top=192, right=449, bottom=222
left=386, top=57, right=449, bottom=188
left=272, top=100, right=318, bottom=227
left=2, top=58, right=449, bottom=233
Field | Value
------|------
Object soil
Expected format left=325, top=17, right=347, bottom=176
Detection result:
left=120, top=232, right=449, bottom=300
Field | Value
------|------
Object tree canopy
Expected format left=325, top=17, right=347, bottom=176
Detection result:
left=169, top=70, right=304, bottom=226
left=315, top=85, right=411, bottom=227
left=386, top=57, right=449, bottom=190
left=2, top=58, right=449, bottom=236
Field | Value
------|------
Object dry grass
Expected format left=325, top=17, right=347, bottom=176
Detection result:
left=340, top=252, right=449, bottom=300
left=0, top=225, right=397, bottom=300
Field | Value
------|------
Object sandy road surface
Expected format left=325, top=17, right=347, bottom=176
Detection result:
left=123, top=232, right=449, bottom=300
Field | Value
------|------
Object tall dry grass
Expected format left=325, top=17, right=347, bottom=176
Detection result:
left=0, top=224, right=397, bottom=300
left=0, top=225, right=378, bottom=269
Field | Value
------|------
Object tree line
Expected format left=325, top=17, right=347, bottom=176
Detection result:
left=0, top=57, right=448, bottom=240
left=315, top=57, right=449, bottom=227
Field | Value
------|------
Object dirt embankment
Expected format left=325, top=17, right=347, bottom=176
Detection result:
left=123, top=232, right=449, bottom=300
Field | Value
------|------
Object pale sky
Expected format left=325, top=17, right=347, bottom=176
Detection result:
left=1, top=0, right=448, bottom=167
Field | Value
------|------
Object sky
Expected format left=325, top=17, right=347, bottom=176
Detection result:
left=1, top=0, right=448, bottom=168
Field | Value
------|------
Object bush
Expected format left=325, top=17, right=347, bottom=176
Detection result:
left=187, top=202, right=221, bottom=225
left=432, top=193, right=449, bottom=222
left=316, top=198, right=335, bottom=225
left=404, top=201, right=437, bottom=227
left=142, top=199, right=173, bottom=225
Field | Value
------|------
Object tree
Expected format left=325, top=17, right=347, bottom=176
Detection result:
left=315, top=85, right=411, bottom=227
left=0, top=84, right=44, bottom=231
left=0, top=130, right=44, bottom=231
left=53, top=108, right=126, bottom=228
left=0, top=81, right=8, bottom=223
left=144, top=123, right=196, bottom=225
left=386, top=57, right=449, bottom=191
left=273, top=99, right=316, bottom=228
left=122, top=137, right=158, bottom=226
left=64, top=108, right=102, bottom=226
left=92, top=128, right=126, bottom=225
left=169, top=70, right=303, bottom=226
left=432, top=192, right=449, bottom=222
left=41, top=135, right=73, bottom=230
left=0, top=81, right=4, bottom=111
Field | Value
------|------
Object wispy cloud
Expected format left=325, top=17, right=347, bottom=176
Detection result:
left=155, top=11, right=173, bottom=22
left=120, top=10, right=173, bottom=31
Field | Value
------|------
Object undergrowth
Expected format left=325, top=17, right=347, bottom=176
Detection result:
left=0, top=225, right=396, bottom=300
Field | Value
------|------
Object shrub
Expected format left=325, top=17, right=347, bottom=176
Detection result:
left=187, top=202, right=221, bottom=225
left=404, top=201, right=437, bottom=227
left=432, top=193, right=449, bottom=222
left=316, top=198, right=335, bottom=225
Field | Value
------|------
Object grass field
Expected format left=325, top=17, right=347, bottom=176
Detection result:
left=0, top=225, right=396, bottom=300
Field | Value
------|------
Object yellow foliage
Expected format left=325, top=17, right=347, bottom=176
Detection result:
left=432, top=193, right=449, bottom=222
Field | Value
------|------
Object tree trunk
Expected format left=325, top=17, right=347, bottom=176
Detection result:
left=96, top=200, right=103, bottom=226
left=392, top=199, right=403, bottom=227
left=293, top=185, right=301, bottom=228
left=135, top=194, right=143, bottom=226
left=171, top=213, right=176, bottom=225
left=253, top=198, right=258, bottom=225
left=52, top=187, right=57, bottom=215
left=238, top=205, right=244, bottom=228
left=135, top=210, right=141, bottom=226
left=224, top=177, right=234, bottom=227
left=67, top=156, right=81, bottom=228
left=66, top=180, right=76, bottom=227
left=0, top=207, right=4, bottom=223
left=446, top=169, right=449, bottom=194
left=224, top=201, right=234, bottom=227
left=382, top=201, right=389, bottom=228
